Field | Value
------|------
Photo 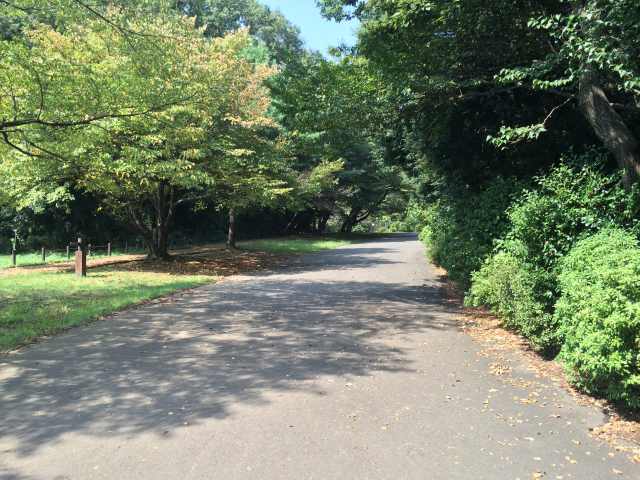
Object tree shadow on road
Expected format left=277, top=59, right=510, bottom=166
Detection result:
left=0, top=273, right=456, bottom=457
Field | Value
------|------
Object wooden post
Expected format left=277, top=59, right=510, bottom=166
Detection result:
left=227, top=208, right=237, bottom=249
left=11, top=248, right=16, bottom=267
left=124, top=240, right=128, bottom=253
left=75, top=237, right=87, bottom=277
left=41, top=247, right=46, bottom=263
left=107, top=242, right=112, bottom=257
left=66, top=245, right=71, bottom=260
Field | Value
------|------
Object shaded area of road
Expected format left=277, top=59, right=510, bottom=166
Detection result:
left=0, top=234, right=636, bottom=479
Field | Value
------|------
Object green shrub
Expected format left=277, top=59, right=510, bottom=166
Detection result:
left=402, top=201, right=430, bottom=232
left=373, top=213, right=410, bottom=233
left=469, top=153, right=639, bottom=352
left=555, top=228, right=640, bottom=409
left=419, top=177, right=523, bottom=287
left=467, top=242, right=561, bottom=352
left=504, top=158, right=639, bottom=273
left=373, top=201, right=430, bottom=233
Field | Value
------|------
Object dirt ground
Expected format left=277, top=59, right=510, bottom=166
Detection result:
left=0, top=244, right=287, bottom=278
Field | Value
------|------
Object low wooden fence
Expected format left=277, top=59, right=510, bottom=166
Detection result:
left=3, top=239, right=146, bottom=268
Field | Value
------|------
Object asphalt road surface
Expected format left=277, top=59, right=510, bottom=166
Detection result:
left=1, top=234, right=637, bottom=479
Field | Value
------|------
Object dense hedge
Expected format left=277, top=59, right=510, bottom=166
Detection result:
left=419, top=177, right=523, bottom=288
left=413, top=152, right=640, bottom=408
left=467, top=159, right=639, bottom=353
left=556, top=229, right=640, bottom=408
left=373, top=201, right=429, bottom=233
left=467, top=246, right=560, bottom=352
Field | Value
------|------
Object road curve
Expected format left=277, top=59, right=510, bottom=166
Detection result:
left=0, top=234, right=636, bottom=479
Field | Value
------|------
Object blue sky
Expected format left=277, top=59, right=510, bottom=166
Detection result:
left=259, top=0, right=359, bottom=55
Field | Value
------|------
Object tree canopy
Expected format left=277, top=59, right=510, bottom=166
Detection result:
left=318, top=0, right=640, bottom=186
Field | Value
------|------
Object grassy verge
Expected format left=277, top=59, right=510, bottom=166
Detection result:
left=0, top=269, right=212, bottom=352
left=239, top=236, right=353, bottom=254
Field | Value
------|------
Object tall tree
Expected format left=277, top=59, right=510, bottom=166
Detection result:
left=0, top=12, right=286, bottom=258
left=498, top=0, right=640, bottom=186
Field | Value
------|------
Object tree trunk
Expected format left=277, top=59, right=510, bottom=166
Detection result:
left=138, top=227, right=169, bottom=259
left=154, top=224, right=170, bottom=260
left=340, top=208, right=361, bottom=234
left=141, top=223, right=171, bottom=259
left=227, top=208, right=237, bottom=249
left=127, top=182, right=175, bottom=260
left=151, top=182, right=172, bottom=259
left=578, top=68, right=640, bottom=188
left=284, top=212, right=299, bottom=234
left=317, top=211, right=331, bottom=234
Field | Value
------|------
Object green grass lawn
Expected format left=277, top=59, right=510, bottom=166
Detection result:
left=0, top=249, right=145, bottom=269
left=0, top=269, right=212, bottom=352
left=239, top=237, right=353, bottom=254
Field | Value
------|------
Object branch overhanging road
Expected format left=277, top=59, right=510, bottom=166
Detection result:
left=0, top=234, right=636, bottom=479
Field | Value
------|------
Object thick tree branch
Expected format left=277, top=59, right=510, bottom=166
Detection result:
left=0, top=94, right=196, bottom=161
left=0, top=99, right=188, bottom=132
left=578, top=68, right=640, bottom=188
left=610, top=102, right=640, bottom=113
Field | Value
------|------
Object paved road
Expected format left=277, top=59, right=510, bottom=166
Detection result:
left=0, top=234, right=636, bottom=479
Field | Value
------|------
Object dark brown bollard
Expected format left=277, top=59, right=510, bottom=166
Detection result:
left=75, top=249, right=87, bottom=277
left=75, top=238, right=87, bottom=277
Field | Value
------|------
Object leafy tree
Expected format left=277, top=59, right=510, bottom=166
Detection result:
left=1, top=12, right=286, bottom=258
left=0, top=1, right=404, bottom=252
left=0, top=1, right=190, bottom=155
left=319, top=0, right=553, bottom=94
left=317, top=0, right=364, bottom=21
left=271, top=53, right=400, bottom=233
left=163, top=0, right=308, bottom=245
left=497, top=0, right=640, bottom=186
